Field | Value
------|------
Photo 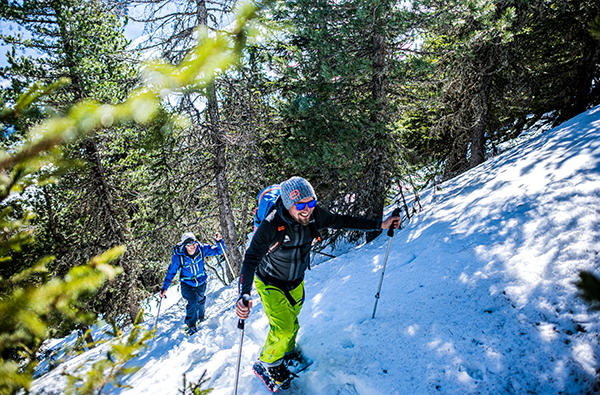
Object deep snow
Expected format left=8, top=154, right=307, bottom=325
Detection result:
left=31, top=106, right=600, bottom=394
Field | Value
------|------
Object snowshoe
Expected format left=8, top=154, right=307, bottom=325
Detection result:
left=283, top=350, right=313, bottom=374
left=252, top=361, right=295, bottom=392
left=183, top=324, right=198, bottom=336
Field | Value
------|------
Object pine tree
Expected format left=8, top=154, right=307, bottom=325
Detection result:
left=260, top=0, right=416, bottom=242
left=0, top=4, right=256, bottom=393
left=126, top=0, right=262, bottom=279
left=0, top=79, right=126, bottom=395
left=0, top=0, right=143, bottom=327
left=400, top=0, right=600, bottom=179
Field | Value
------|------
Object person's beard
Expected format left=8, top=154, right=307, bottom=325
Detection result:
left=291, top=209, right=312, bottom=226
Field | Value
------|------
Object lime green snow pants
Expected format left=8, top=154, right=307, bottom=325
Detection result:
left=255, top=276, right=304, bottom=366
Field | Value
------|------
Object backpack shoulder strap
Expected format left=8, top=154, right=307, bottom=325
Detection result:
left=266, top=216, right=321, bottom=257
left=177, top=244, right=203, bottom=269
left=265, top=212, right=286, bottom=255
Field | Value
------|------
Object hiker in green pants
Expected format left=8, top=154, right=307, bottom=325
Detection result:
left=254, top=277, right=304, bottom=364
left=235, top=176, right=400, bottom=387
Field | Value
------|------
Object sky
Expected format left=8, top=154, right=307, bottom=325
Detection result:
left=30, top=105, right=600, bottom=394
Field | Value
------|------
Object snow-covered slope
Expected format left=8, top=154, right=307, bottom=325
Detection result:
left=32, top=106, right=600, bottom=394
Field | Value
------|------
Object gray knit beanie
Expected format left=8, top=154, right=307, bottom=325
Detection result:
left=280, top=176, right=317, bottom=209
left=180, top=232, right=197, bottom=245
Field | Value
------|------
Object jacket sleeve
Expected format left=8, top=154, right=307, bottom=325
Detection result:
left=162, top=253, right=181, bottom=291
left=200, top=240, right=225, bottom=258
left=313, top=206, right=382, bottom=231
left=239, top=217, right=277, bottom=295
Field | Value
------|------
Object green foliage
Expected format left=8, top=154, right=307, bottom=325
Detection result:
left=1, top=0, right=264, bottom=322
left=406, top=0, right=600, bottom=178
left=0, top=1, right=141, bottom=296
left=589, top=14, right=600, bottom=40
left=62, top=310, right=153, bottom=395
left=0, top=245, right=124, bottom=395
left=258, top=0, right=418, bottom=244
left=0, top=0, right=137, bottom=139
left=0, top=2, right=259, bottom=393
left=179, top=371, right=213, bottom=395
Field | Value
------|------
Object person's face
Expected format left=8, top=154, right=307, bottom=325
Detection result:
left=185, top=242, right=197, bottom=255
left=288, top=197, right=316, bottom=226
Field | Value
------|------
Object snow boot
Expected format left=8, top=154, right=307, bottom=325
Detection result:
left=184, top=323, right=197, bottom=336
left=253, top=361, right=293, bottom=392
left=283, top=350, right=303, bottom=369
left=267, top=363, right=292, bottom=390
left=283, top=349, right=313, bottom=376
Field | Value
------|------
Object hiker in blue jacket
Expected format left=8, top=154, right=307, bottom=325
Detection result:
left=160, top=231, right=225, bottom=335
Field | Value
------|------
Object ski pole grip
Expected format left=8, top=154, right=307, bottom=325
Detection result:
left=237, top=294, right=251, bottom=330
left=387, top=208, right=402, bottom=237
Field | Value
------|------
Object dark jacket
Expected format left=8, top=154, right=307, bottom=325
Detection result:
left=162, top=240, right=224, bottom=290
left=239, top=198, right=382, bottom=295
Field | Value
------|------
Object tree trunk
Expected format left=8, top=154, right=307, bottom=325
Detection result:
left=469, top=80, right=488, bottom=168
left=206, top=82, right=242, bottom=281
left=198, top=0, right=243, bottom=281
left=53, top=0, right=83, bottom=102
left=82, top=138, right=126, bottom=243
left=82, top=137, right=141, bottom=322
left=79, top=324, right=96, bottom=349
left=53, top=0, right=140, bottom=327
left=365, top=30, right=388, bottom=243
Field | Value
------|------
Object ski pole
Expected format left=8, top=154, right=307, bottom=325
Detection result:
left=154, top=293, right=164, bottom=333
left=220, top=239, right=235, bottom=280
left=234, top=294, right=251, bottom=395
left=372, top=208, right=401, bottom=319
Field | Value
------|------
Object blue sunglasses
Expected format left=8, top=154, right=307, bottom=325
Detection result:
left=294, top=200, right=317, bottom=210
